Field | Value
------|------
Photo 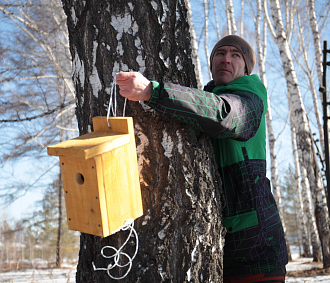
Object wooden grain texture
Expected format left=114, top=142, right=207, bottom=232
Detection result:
left=47, top=131, right=130, bottom=160
left=48, top=117, right=143, bottom=237
left=60, top=156, right=106, bottom=236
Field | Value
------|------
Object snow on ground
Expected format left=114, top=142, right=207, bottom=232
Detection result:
left=1, top=247, right=330, bottom=282
left=286, top=258, right=330, bottom=282
left=1, top=261, right=330, bottom=283
left=0, top=267, right=76, bottom=283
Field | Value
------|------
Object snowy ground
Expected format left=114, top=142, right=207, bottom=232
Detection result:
left=1, top=251, right=330, bottom=282
left=0, top=267, right=77, bottom=282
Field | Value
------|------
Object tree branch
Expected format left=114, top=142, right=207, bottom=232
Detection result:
left=0, top=99, right=76, bottom=123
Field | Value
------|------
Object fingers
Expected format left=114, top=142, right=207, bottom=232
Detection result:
left=116, top=71, right=152, bottom=101
left=116, top=71, right=132, bottom=83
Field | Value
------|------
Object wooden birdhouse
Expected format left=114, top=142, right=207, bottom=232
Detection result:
left=47, top=117, right=143, bottom=237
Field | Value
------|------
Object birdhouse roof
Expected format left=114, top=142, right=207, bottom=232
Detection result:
left=47, top=131, right=130, bottom=160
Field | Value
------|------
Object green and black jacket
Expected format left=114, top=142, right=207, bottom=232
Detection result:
left=146, top=74, right=288, bottom=279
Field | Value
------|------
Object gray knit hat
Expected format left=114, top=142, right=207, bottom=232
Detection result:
left=210, top=35, right=256, bottom=75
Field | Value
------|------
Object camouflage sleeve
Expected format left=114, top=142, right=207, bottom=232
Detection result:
left=145, top=81, right=264, bottom=141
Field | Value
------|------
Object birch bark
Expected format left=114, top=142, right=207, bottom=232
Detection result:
left=61, top=0, right=224, bottom=281
left=240, top=0, right=244, bottom=37
left=212, top=0, right=221, bottom=40
left=265, top=0, right=330, bottom=267
left=203, top=0, right=212, bottom=80
left=307, top=0, right=324, bottom=98
left=291, top=124, right=319, bottom=259
left=184, top=0, right=204, bottom=89
left=294, top=12, right=325, bottom=157
left=225, top=0, right=237, bottom=35
left=255, top=0, right=291, bottom=260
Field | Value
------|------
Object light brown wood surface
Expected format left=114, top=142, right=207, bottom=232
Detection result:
left=47, top=117, right=143, bottom=237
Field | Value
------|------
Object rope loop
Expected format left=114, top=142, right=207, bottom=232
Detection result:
left=92, top=219, right=138, bottom=280
left=107, top=74, right=127, bottom=129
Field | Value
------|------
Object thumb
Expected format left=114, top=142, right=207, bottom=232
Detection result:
left=116, top=71, right=132, bottom=82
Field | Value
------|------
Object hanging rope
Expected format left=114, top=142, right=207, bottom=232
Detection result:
left=92, top=219, right=139, bottom=280
left=106, top=74, right=127, bottom=129
left=94, top=75, right=136, bottom=280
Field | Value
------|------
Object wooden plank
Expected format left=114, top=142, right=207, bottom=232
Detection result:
left=93, top=116, right=130, bottom=134
left=48, top=131, right=130, bottom=159
left=100, top=117, right=143, bottom=234
left=60, top=156, right=105, bottom=237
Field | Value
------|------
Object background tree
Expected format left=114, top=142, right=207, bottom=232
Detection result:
left=61, top=0, right=224, bottom=282
left=0, top=0, right=76, bottom=267
left=264, top=0, right=330, bottom=267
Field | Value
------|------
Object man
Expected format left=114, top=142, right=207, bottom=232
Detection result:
left=117, top=35, right=288, bottom=282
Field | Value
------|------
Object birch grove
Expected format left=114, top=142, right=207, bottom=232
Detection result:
left=264, top=0, right=330, bottom=267
left=253, top=0, right=291, bottom=260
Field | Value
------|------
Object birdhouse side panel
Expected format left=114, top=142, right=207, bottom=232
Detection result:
left=100, top=143, right=143, bottom=234
left=60, top=156, right=106, bottom=237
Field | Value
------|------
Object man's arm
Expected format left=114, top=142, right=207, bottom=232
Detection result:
left=117, top=72, right=264, bottom=141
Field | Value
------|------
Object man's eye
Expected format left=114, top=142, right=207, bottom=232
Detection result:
left=233, top=53, right=241, bottom=58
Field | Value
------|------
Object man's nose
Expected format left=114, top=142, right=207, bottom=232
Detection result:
left=222, top=53, right=231, bottom=64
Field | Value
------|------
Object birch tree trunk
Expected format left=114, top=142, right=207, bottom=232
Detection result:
left=295, top=12, right=325, bottom=157
left=254, top=0, right=291, bottom=260
left=265, top=0, right=330, bottom=267
left=204, top=0, right=212, bottom=80
left=225, top=0, right=237, bottom=35
left=307, top=0, right=324, bottom=99
left=291, top=124, right=316, bottom=259
left=299, top=162, right=322, bottom=262
left=184, top=0, right=203, bottom=89
left=240, top=0, right=244, bottom=37
left=61, top=0, right=224, bottom=282
left=212, top=0, right=221, bottom=40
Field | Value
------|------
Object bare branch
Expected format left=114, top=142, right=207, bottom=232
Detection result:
left=0, top=99, right=76, bottom=123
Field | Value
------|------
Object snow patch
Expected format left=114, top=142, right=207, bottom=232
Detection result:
left=185, top=188, right=196, bottom=207
left=183, top=165, right=194, bottom=186
left=128, top=2, right=134, bottom=11
left=89, top=41, right=102, bottom=98
left=159, top=52, right=169, bottom=68
left=176, top=130, right=183, bottom=154
left=71, top=7, right=77, bottom=26
left=151, top=1, right=158, bottom=10
left=161, top=1, right=169, bottom=22
left=191, top=239, right=199, bottom=262
left=187, top=268, right=191, bottom=281
left=72, top=52, right=85, bottom=88
left=111, top=13, right=138, bottom=41
left=161, top=130, right=174, bottom=158
left=175, top=56, right=183, bottom=70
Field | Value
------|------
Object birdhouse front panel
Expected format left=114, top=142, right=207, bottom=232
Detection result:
left=59, top=155, right=109, bottom=237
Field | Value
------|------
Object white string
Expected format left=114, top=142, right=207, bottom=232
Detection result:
left=92, top=219, right=139, bottom=280
left=107, top=74, right=128, bottom=129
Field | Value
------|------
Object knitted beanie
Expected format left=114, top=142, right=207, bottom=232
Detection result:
left=210, top=35, right=256, bottom=75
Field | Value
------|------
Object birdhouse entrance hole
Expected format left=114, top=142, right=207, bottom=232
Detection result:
left=75, top=173, right=85, bottom=185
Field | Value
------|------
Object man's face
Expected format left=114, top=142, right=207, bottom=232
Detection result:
left=211, top=46, right=247, bottom=85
